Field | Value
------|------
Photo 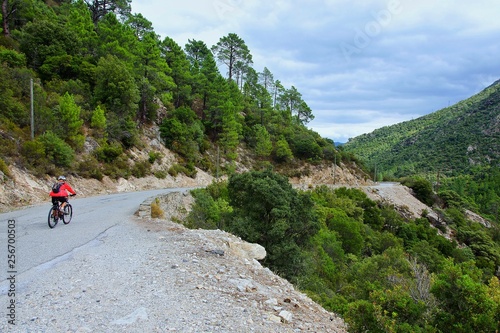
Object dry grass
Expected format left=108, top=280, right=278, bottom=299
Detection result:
left=151, top=198, right=165, bottom=219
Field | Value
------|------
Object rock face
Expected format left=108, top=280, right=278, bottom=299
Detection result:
left=0, top=167, right=214, bottom=213
left=0, top=158, right=372, bottom=213
left=137, top=191, right=268, bottom=262
left=134, top=217, right=349, bottom=333
left=362, top=183, right=431, bottom=219
left=361, top=183, right=456, bottom=240
left=465, top=209, right=492, bottom=228
left=228, top=240, right=267, bottom=261
left=289, top=161, right=374, bottom=189
left=0, top=124, right=373, bottom=213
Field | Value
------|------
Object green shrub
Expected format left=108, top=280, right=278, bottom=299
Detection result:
left=101, top=154, right=130, bottom=179
left=273, top=137, right=293, bottom=163
left=148, top=151, right=163, bottom=164
left=168, top=164, right=181, bottom=177
left=226, top=170, right=320, bottom=279
left=131, top=159, right=151, bottom=178
left=37, top=131, right=75, bottom=168
left=343, top=300, right=384, bottom=332
left=21, top=140, right=46, bottom=164
left=402, top=177, right=434, bottom=206
left=168, top=163, right=197, bottom=178
left=76, top=155, right=103, bottom=180
left=0, top=135, right=17, bottom=158
left=198, top=155, right=215, bottom=173
left=289, top=132, right=323, bottom=161
left=0, top=47, right=26, bottom=67
left=0, top=158, right=12, bottom=178
left=186, top=187, right=233, bottom=230
left=255, top=160, right=273, bottom=171
left=154, top=170, right=167, bottom=179
left=322, top=144, right=337, bottom=162
left=95, top=142, right=123, bottom=163
left=438, top=189, right=469, bottom=209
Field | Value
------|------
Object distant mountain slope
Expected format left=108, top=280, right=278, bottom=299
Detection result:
left=343, top=79, right=500, bottom=178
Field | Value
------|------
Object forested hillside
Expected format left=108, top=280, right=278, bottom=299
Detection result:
left=187, top=171, right=500, bottom=332
left=0, top=0, right=353, bottom=182
left=1, top=1, right=500, bottom=332
left=343, top=79, right=500, bottom=223
left=343, top=79, right=500, bottom=179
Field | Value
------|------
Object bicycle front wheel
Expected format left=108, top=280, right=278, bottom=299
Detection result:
left=48, top=206, right=58, bottom=228
left=63, top=204, right=72, bottom=224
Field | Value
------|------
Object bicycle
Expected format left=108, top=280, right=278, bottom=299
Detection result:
left=48, top=198, right=73, bottom=229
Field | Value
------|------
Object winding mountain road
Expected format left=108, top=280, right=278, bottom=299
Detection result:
left=0, top=187, right=349, bottom=332
left=0, top=182, right=421, bottom=288
left=0, top=188, right=190, bottom=289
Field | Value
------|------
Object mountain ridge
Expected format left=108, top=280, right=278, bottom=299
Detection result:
left=343, top=78, right=500, bottom=178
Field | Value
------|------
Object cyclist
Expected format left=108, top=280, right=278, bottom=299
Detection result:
left=49, top=176, right=76, bottom=213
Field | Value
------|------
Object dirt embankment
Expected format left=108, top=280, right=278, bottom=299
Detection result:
left=0, top=154, right=372, bottom=213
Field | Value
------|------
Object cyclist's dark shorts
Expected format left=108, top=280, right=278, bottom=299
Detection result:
left=51, top=196, right=68, bottom=205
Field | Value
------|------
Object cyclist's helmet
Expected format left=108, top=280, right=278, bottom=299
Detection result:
left=58, top=175, right=66, bottom=181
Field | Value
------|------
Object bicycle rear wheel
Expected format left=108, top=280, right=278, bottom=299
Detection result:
left=63, top=204, right=72, bottom=224
left=48, top=206, right=59, bottom=228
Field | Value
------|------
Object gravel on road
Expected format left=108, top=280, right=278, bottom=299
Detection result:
left=1, top=215, right=348, bottom=333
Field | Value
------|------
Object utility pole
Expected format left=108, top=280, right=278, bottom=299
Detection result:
left=30, top=78, right=34, bottom=139
left=216, top=145, right=220, bottom=180
left=373, top=164, right=377, bottom=182
left=333, top=155, right=336, bottom=184
left=436, top=170, right=440, bottom=193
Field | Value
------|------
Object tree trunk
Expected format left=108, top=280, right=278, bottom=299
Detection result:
left=2, top=0, right=11, bottom=37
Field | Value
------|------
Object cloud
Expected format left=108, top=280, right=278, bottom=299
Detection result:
left=131, top=0, right=500, bottom=142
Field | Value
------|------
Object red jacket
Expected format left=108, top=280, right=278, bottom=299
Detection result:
left=49, top=182, right=76, bottom=197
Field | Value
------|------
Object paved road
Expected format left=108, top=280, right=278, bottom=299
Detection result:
left=0, top=182, right=400, bottom=283
left=0, top=188, right=192, bottom=289
left=0, top=186, right=349, bottom=332
left=369, top=181, right=399, bottom=188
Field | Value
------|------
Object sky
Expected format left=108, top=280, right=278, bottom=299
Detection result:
left=130, top=0, right=500, bottom=143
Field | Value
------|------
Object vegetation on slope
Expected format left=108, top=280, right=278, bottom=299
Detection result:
left=186, top=171, right=500, bottom=332
left=344, top=79, right=500, bottom=222
left=344, top=80, right=500, bottom=179
left=1, top=0, right=358, bottom=182
left=2, top=1, right=499, bottom=332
